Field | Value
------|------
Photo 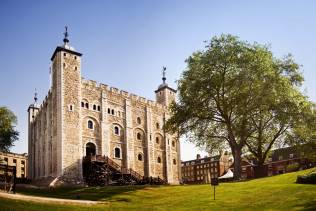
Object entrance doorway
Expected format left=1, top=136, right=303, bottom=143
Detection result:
left=86, top=142, right=96, bottom=156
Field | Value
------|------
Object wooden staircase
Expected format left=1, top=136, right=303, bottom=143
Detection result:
left=83, top=155, right=166, bottom=186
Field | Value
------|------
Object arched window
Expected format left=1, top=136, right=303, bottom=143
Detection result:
left=111, top=109, right=115, bottom=115
left=108, top=108, right=111, bottom=114
left=156, top=137, right=159, bottom=144
left=156, top=123, right=160, bottom=129
left=114, top=126, right=120, bottom=135
left=97, top=106, right=101, bottom=111
left=172, top=141, right=175, bottom=147
left=85, top=103, right=89, bottom=109
left=137, top=132, right=142, bottom=140
left=173, top=159, right=177, bottom=165
left=138, top=153, right=143, bottom=161
left=114, top=148, right=121, bottom=158
left=81, top=102, right=84, bottom=107
left=88, top=120, right=93, bottom=129
left=157, top=157, right=161, bottom=163
left=93, top=105, right=96, bottom=110
left=137, top=117, right=141, bottom=124
left=86, top=142, right=96, bottom=156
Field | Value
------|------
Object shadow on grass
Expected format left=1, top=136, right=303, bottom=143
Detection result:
left=16, top=185, right=162, bottom=202
left=293, top=200, right=316, bottom=211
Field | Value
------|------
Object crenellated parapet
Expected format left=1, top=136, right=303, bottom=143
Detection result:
left=81, top=78, right=166, bottom=110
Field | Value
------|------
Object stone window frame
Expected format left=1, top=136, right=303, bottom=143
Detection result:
left=136, top=132, right=142, bottom=140
left=68, top=104, right=74, bottom=112
left=87, top=120, right=94, bottom=130
left=137, top=117, right=141, bottom=124
left=114, top=147, right=121, bottom=159
left=113, top=125, right=120, bottom=136
left=137, top=153, right=143, bottom=161
left=157, top=156, right=162, bottom=164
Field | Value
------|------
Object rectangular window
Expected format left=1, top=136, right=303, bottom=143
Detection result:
left=13, top=159, right=17, bottom=163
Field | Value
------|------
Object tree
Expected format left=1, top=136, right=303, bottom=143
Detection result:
left=165, top=34, right=305, bottom=180
left=0, top=107, right=19, bottom=152
left=244, top=58, right=311, bottom=176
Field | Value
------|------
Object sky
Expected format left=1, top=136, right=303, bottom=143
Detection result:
left=1, top=0, right=316, bottom=161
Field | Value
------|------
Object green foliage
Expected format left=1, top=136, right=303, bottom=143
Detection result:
left=1, top=168, right=315, bottom=210
left=0, top=107, right=19, bottom=152
left=165, top=34, right=311, bottom=179
left=296, top=171, right=316, bottom=184
left=286, top=163, right=300, bottom=172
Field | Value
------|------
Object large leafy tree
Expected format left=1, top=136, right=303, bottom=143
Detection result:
left=244, top=55, right=311, bottom=176
left=165, top=34, right=306, bottom=180
left=0, top=107, right=19, bottom=152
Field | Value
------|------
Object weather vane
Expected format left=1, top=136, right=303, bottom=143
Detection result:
left=162, top=66, right=166, bottom=83
left=63, top=26, right=69, bottom=44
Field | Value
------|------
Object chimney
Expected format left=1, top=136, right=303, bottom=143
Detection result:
left=196, top=154, right=201, bottom=160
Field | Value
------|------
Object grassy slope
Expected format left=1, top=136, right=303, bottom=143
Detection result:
left=0, top=168, right=315, bottom=210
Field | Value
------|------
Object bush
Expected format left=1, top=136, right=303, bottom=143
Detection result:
left=296, top=172, right=316, bottom=184
left=286, top=163, right=300, bottom=172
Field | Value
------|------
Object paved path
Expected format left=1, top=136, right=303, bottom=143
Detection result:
left=0, top=191, right=104, bottom=205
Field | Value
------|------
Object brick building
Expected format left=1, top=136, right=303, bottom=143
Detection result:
left=0, top=152, right=28, bottom=178
left=28, top=29, right=180, bottom=185
left=181, top=153, right=230, bottom=184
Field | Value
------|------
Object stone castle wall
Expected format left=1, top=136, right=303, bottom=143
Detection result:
left=28, top=45, right=180, bottom=184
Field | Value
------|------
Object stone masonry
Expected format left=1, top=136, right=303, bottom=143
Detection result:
left=27, top=31, right=180, bottom=185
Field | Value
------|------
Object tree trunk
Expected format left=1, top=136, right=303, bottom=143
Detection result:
left=233, top=147, right=242, bottom=180
left=254, top=161, right=268, bottom=178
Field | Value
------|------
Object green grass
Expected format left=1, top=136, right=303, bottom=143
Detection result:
left=0, top=168, right=315, bottom=210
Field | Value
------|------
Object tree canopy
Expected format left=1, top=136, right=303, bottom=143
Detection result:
left=165, top=34, right=312, bottom=179
left=0, top=106, right=19, bottom=152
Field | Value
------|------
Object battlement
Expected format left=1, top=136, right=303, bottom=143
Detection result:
left=81, top=78, right=166, bottom=109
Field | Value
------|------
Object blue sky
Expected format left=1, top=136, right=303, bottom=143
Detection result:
left=1, top=0, right=316, bottom=161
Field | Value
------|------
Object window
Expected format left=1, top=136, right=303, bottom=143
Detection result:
left=74, top=56, right=77, bottom=60
left=64, top=53, right=66, bottom=56
left=75, top=66, right=77, bottom=71
left=138, top=154, right=143, bottom=161
left=172, top=141, right=175, bottom=147
left=85, top=103, right=89, bottom=109
left=114, top=126, right=120, bottom=135
left=108, top=108, right=111, bottom=114
left=13, top=159, right=17, bottom=163
left=21, top=167, right=25, bottom=171
left=21, top=161, right=25, bottom=165
left=289, top=154, right=294, bottom=159
left=173, top=159, right=177, bottom=165
left=156, top=123, right=160, bottom=129
left=93, top=105, right=96, bottom=110
left=279, top=155, right=283, bottom=161
left=4, top=158, right=8, bottom=163
left=111, top=109, right=114, bottom=115
left=137, top=132, right=142, bottom=140
left=81, top=102, right=84, bottom=107
left=88, top=120, right=93, bottom=129
left=97, top=106, right=101, bottom=111
left=156, top=137, right=159, bottom=144
left=157, top=157, right=161, bottom=163
left=137, top=117, right=141, bottom=124
left=115, top=148, right=121, bottom=158
left=69, top=105, right=73, bottom=111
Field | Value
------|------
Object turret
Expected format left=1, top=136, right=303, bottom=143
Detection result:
left=155, top=67, right=176, bottom=107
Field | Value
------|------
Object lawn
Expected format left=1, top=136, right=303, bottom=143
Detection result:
left=0, top=168, right=315, bottom=210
